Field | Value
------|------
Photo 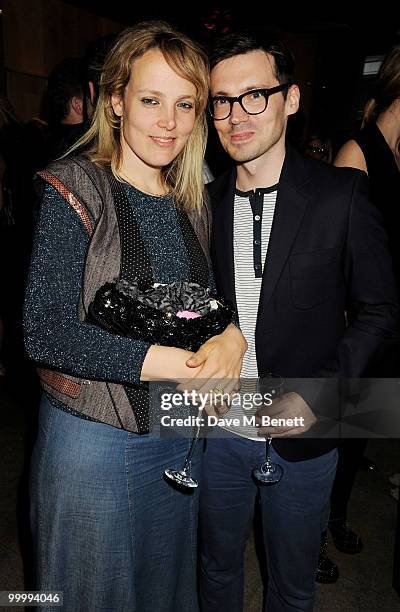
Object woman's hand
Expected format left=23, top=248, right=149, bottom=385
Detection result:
left=140, top=346, right=200, bottom=382
left=181, top=323, right=247, bottom=397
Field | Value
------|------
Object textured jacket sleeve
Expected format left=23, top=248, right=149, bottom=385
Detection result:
left=23, top=184, right=150, bottom=385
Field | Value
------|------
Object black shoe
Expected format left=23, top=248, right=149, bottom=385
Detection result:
left=329, top=520, right=363, bottom=554
left=315, top=531, right=339, bottom=584
left=316, top=555, right=340, bottom=584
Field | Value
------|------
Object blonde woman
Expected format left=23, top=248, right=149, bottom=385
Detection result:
left=25, top=21, right=246, bottom=612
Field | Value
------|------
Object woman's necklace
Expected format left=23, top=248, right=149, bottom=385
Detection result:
left=120, top=172, right=170, bottom=197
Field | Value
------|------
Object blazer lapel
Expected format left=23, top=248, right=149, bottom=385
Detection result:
left=258, top=147, right=311, bottom=312
left=208, top=168, right=237, bottom=309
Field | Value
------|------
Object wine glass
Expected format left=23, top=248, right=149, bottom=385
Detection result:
left=164, top=405, right=203, bottom=489
left=253, top=373, right=284, bottom=484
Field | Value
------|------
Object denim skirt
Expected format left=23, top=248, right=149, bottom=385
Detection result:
left=29, top=394, right=201, bottom=612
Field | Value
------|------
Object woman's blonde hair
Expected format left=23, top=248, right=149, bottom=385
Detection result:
left=70, top=21, right=209, bottom=213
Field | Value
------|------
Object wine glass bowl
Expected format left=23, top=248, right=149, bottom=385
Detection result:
left=164, top=461, right=199, bottom=488
left=253, top=434, right=284, bottom=484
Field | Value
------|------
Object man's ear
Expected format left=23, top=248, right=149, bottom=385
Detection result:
left=111, top=92, right=124, bottom=117
left=285, top=84, right=300, bottom=117
left=71, top=95, right=83, bottom=118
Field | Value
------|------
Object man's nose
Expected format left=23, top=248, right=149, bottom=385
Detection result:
left=229, top=100, right=249, bottom=125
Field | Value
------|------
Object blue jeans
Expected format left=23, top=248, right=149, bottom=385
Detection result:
left=199, top=435, right=337, bottom=612
left=30, top=395, right=201, bottom=612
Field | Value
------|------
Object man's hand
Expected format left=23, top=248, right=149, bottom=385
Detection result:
left=176, top=324, right=247, bottom=413
left=255, top=392, right=316, bottom=437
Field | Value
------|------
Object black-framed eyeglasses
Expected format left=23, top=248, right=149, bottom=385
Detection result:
left=208, top=83, right=291, bottom=120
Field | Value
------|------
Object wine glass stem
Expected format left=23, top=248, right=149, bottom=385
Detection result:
left=265, top=434, right=272, bottom=460
left=182, top=411, right=202, bottom=470
left=182, top=432, right=199, bottom=470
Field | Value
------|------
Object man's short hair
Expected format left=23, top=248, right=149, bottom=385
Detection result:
left=44, top=58, right=86, bottom=125
left=209, top=29, right=295, bottom=91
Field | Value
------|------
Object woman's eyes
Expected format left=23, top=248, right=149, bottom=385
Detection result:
left=141, top=98, right=159, bottom=106
left=177, top=101, right=194, bottom=111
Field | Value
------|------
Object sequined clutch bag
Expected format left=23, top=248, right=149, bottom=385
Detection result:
left=87, top=279, right=235, bottom=352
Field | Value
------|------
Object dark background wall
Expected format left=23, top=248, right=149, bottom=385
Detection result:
left=1, top=1, right=399, bottom=147
left=1, top=0, right=122, bottom=121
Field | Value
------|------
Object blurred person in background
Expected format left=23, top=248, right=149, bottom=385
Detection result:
left=304, top=130, right=333, bottom=164
left=335, top=45, right=400, bottom=598
left=84, top=33, right=118, bottom=110
left=0, top=96, right=27, bottom=386
left=335, top=46, right=400, bottom=289
left=41, top=57, right=89, bottom=164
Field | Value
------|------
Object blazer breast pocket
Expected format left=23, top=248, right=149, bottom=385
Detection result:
left=289, top=248, right=339, bottom=309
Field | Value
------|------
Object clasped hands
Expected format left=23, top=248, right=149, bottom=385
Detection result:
left=177, top=323, right=246, bottom=417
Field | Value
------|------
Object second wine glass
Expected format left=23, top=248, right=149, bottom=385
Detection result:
left=253, top=373, right=284, bottom=485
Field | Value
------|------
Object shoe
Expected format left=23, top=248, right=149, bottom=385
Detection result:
left=315, top=531, right=339, bottom=584
left=315, top=554, right=339, bottom=583
left=329, top=519, right=363, bottom=554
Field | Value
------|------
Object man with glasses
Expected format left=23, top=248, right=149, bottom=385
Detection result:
left=196, top=30, right=399, bottom=611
